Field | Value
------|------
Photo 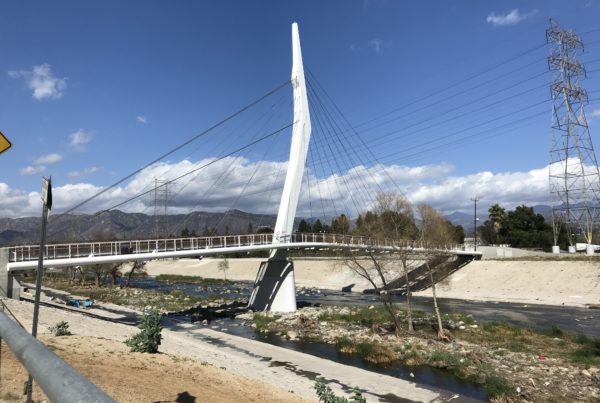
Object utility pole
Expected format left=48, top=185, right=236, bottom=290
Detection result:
left=471, top=197, right=479, bottom=251
left=547, top=20, right=600, bottom=252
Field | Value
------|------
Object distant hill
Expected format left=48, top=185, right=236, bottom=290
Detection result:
left=0, top=204, right=557, bottom=246
left=0, top=209, right=284, bottom=246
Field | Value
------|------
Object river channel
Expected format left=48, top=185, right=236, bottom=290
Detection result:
left=132, top=277, right=600, bottom=337
left=127, top=277, right=599, bottom=401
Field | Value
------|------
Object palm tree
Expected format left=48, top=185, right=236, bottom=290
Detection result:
left=488, top=204, right=505, bottom=231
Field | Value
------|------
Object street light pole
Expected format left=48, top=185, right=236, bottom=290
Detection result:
left=471, top=197, right=479, bottom=251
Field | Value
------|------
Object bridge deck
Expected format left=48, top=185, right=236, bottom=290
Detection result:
left=5, top=233, right=480, bottom=271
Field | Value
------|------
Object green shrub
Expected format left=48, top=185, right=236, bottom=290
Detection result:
left=314, top=377, right=365, bottom=403
left=125, top=310, right=162, bottom=353
left=48, top=321, right=72, bottom=336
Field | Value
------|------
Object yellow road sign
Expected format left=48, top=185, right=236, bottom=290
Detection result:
left=0, top=132, right=11, bottom=154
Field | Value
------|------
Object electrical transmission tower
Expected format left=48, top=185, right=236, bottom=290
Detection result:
left=547, top=19, right=600, bottom=248
left=153, top=179, right=172, bottom=238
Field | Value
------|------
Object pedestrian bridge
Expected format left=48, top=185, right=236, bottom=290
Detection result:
left=6, top=232, right=481, bottom=272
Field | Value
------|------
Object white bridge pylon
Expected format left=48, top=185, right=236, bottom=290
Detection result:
left=247, top=22, right=312, bottom=312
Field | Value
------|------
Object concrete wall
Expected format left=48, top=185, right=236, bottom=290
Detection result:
left=0, top=248, right=21, bottom=299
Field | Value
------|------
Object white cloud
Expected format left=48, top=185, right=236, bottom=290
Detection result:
left=1, top=156, right=557, bottom=219
left=68, top=129, right=93, bottom=151
left=590, top=108, right=600, bottom=118
left=20, top=165, right=46, bottom=176
left=368, top=38, right=382, bottom=52
left=68, top=167, right=99, bottom=179
left=0, top=183, right=41, bottom=217
left=8, top=63, right=67, bottom=100
left=136, top=116, right=148, bottom=124
left=33, top=153, right=62, bottom=165
left=486, top=9, right=537, bottom=27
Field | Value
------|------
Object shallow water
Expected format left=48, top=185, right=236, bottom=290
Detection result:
left=132, top=277, right=600, bottom=337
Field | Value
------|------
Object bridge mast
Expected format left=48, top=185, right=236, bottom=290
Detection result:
left=273, top=22, right=312, bottom=242
left=249, top=22, right=311, bottom=312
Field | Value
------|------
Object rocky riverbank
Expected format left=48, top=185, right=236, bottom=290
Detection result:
left=215, top=304, right=600, bottom=402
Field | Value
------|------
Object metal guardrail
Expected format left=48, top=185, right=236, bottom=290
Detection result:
left=0, top=310, right=115, bottom=403
left=7, top=233, right=468, bottom=263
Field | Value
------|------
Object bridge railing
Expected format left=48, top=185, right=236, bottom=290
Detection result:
left=7, top=232, right=466, bottom=263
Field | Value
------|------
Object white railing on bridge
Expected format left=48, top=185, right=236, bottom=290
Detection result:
left=7, top=233, right=469, bottom=263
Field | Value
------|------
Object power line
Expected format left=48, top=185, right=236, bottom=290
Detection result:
left=55, top=80, right=290, bottom=217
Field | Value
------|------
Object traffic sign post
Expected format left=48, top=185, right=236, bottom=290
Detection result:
left=26, top=177, right=52, bottom=403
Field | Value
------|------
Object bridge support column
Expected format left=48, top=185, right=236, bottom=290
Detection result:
left=248, top=252, right=296, bottom=313
left=0, top=248, right=20, bottom=299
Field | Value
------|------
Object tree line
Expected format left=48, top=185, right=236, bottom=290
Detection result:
left=296, top=194, right=465, bottom=246
left=479, top=203, right=569, bottom=250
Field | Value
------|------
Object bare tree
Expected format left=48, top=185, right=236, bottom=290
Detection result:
left=218, top=258, right=229, bottom=281
left=400, top=253, right=415, bottom=333
left=345, top=250, right=403, bottom=337
left=345, top=192, right=419, bottom=336
left=125, top=261, right=147, bottom=287
left=417, top=203, right=457, bottom=342
left=107, top=263, right=125, bottom=286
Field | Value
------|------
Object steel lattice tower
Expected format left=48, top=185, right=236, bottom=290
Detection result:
left=547, top=20, right=600, bottom=246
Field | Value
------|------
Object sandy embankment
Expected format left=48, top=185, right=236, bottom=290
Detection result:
left=145, top=257, right=379, bottom=292
left=0, top=298, right=309, bottom=403
left=414, top=260, right=600, bottom=307
left=146, top=257, right=600, bottom=308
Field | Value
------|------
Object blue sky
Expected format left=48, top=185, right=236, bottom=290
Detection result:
left=2, top=1, right=600, bottom=219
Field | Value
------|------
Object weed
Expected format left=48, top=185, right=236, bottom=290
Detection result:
left=335, top=336, right=355, bottom=353
left=547, top=325, right=564, bottom=338
left=484, top=374, right=516, bottom=398
left=428, top=349, right=469, bottom=371
left=575, top=333, right=591, bottom=345
left=567, top=338, right=600, bottom=366
left=482, top=321, right=502, bottom=332
left=356, top=341, right=374, bottom=357
left=314, top=377, right=365, bottom=403
left=155, top=274, right=232, bottom=286
left=252, top=313, right=280, bottom=331
left=48, top=321, right=72, bottom=336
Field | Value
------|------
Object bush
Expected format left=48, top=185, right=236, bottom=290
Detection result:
left=125, top=310, right=162, bottom=353
left=314, top=377, right=365, bottom=403
left=48, top=321, right=72, bottom=336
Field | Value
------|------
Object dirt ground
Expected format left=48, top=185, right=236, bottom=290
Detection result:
left=0, top=334, right=308, bottom=403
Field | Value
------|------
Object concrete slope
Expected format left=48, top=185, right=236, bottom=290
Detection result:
left=414, top=260, right=600, bottom=307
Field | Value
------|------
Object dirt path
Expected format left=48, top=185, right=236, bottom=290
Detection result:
left=0, top=299, right=309, bottom=403
left=0, top=297, right=450, bottom=402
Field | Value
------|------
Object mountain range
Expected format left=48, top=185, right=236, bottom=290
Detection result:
left=0, top=205, right=554, bottom=246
